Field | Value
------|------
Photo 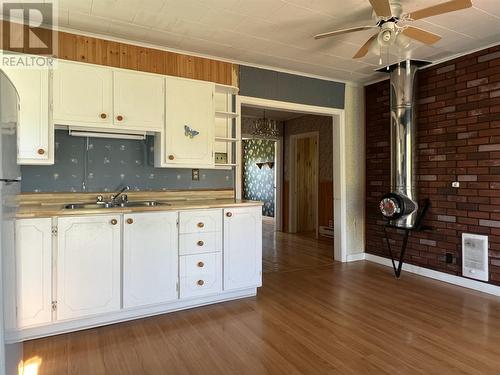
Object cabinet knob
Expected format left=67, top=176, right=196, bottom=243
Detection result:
left=226, top=212, right=232, bottom=217
left=197, top=279, right=204, bottom=286
left=168, top=155, right=175, bottom=160
left=100, top=113, right=107, bottom=119
left=37, top=148, right=45, bottom=155
left=126, top=218, right=133, bottom=224
left=116, top=115, right=123, bottom=121
left=110, top=219, right=118, bottom=225
left=197, top=222, right=204, bottom=228
left=197, top=240, right=204, bottom=246
left=197, top=261, right=204, bottom=268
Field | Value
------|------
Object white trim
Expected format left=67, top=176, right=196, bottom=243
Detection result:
left=6, top=288, right=257, bottom=343
left=289, top=131, right=319, bottom=237
left=365, top=254, right=500, bottom=298
left=235, top=96, right=346, bottom=262
left=346, top=253, right=366, bottom=262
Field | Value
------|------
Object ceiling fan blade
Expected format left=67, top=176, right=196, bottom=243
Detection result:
left=406, top=0, right=472, bottom=21
left=402, top=26, right=441, bottom=45
left=353, top=34, right=378, bottom=59
left=314, top=26, right=377, bottom=40
left=369, top=0, right=392, bottom=17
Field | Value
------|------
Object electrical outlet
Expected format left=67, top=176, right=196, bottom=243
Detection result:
left=192, top=169, right=199, bottom=181
left=451, top=181, right=460, bottom=188
left=445, top=253, right=453, bottom=264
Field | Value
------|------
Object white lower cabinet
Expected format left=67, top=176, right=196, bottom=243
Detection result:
left=123, top=212, right=178, bottom=308
left=180, top=253, right=222, bottom=299
left=15, top=218, right=53, bottom=328
left=223, top=207, right=263, bottom=291
left=56, top=215, right=121, bottom=320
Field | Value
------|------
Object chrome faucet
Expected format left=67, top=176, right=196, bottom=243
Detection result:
left=110, top=185, right=130, bottom=204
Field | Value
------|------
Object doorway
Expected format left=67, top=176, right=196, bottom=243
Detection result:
left=291, top=132, right=319, bottom=236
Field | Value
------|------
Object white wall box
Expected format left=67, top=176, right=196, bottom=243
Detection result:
left=157, top=77, right=215, bottom=168
left=2, top=60, right=53, bottom=164
left=223, top=207, right=262, bottom=291
left=56, top=215, right=121, bottom=320
left=113, top=70, right=164, bottom=130
left=53, top=61, right=113, bottom=127
left=123, top=212, right=179, bottom=308
left=15, top=218, right=53, bottom=327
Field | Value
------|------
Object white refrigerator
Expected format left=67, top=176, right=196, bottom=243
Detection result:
left=0, top=71, right=22, bottom=375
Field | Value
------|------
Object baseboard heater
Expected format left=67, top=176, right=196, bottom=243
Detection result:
left=319, top=226, right=334, bottom=238
left=69, top=128, right=146, bottom=140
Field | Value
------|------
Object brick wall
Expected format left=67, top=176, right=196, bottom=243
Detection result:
left=365, top=45, right=500, bottom=285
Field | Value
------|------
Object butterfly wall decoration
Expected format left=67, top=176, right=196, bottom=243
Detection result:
left=184, top=125, right=200, bottom=138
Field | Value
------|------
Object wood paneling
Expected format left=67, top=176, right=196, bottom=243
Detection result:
left=318, top=181, right=333, bottom=228
left=1, top=21, right=237, bottom=86
left=295, top=136, right=318, bottom=232
left=23, top=231, right=500, bottom=374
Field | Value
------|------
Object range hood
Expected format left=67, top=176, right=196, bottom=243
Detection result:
left=378, top=60, right=430, bottom=228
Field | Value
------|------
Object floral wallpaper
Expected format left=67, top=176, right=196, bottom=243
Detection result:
left=243, top=139, right=275, bottom=217
left=21, top=130, right=234, bottom=192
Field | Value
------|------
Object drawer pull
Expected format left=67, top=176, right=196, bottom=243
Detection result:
left=197, top=279, right=204, bottom=286
left=226, top=212, right=232, bottom=217
left=100, top=113, right=107, bottom=119
left=126, top=218, right=133, bottom=224
left=116, top=115, right=124, bottom=121
left=168, top=155, right=175, bottom=160
left=197, top=261, right=204, bottom=268
left=110, top=219, right=118, bottom=225
left=197, top=240, right=204, bottom=246
left=37, top=148, right=45, bottom=155
left=197, top=222, right=204, bottom=228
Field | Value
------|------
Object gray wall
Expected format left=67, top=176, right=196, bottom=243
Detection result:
left=239, top=66, right=345, bottom=109
left=21, top=130, right=234, bottom=192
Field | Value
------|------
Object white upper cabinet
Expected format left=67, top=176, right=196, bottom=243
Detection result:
left=123, top=212, right=178, bottom=309
left=161, top=77, right=215, bottom=168
left=56, top=215, right=121, bottom=321
left=15, top=218, right=53, bottom=328
left=113, top=70, right=164, bottom=130
left=2, top=61, right=53, bottom=164
left=223, top=207, right=262, bottom=291
left=53, top=61, right=113, bottom=126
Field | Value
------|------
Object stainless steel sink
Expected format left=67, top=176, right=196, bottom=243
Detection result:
left=64, top=201, right=170, bottom=210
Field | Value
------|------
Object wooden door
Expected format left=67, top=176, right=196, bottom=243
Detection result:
left=223, top=207, right=262, bottom=291
left=15, top=218, right=53, bottom=327
left=56, top=215, right=121, bottom=320
left=53, top=61, right=112, bottom=126
left=295, top=136, right=318, bottom=233
left=113, top=70, right=165, bottom=130
left=164, top=77, right=215, bottom=168
left=123, top=212, right=178, bottom=308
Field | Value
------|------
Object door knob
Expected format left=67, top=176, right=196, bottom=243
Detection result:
left=116, top=115, right=123, bottom=121
left=197, top=240, right=204, bottom=246
left=226, top=212, right=232, bottom=217
left=197, top=280, right=204, bottom=286
left=110, top=219, right=118, bottom=225
left=197, top=222, right=204, bottom=228
left=197, top=261, right=204, bottom=268
left=126, top=218, right=133, bottom=224
left=100, top=113, right=107, bottom=119
left=168, top=155, right=175, bottom=160
left=37, top=148, right=45, bottom=155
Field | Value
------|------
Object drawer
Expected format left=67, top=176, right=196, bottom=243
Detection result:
left=179, top=209, right=222, bottom=234
left=180, top=253, right=222, bottom=298
left=179, top=232, right=221, bottom=255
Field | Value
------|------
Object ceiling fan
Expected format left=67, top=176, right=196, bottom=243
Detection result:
left=314, top=0, right=473, bottom=59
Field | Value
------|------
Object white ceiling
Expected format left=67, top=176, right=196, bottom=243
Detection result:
left=54, top=0, right=500, bottom=83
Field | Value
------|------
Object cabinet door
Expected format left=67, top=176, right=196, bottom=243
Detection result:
left=123, top=212, right=178, bottom=308
left=2, top=63, right=53, bottom=164
left=164, top=77, right=215, bottom=167
left=56, top=215, right=121, bottom=320
left=223, top=207, right=262, bottom=291
left=53, top=61, right=112, bottom=126
left=15, top=218, right=52, bottom=327
left=113, top=71, right=164, bottom=130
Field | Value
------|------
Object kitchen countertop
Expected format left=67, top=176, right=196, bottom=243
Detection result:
left=16, top=199, right=263, bottom=219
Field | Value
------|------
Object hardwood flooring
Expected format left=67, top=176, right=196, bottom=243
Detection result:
left=23, top=223, right=500, bottom=374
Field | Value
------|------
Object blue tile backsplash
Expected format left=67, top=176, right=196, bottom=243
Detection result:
left=21, top=130, right=234, bottom=193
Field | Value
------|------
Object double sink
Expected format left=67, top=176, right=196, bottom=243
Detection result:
left=64, top=201, right=170, bottom=210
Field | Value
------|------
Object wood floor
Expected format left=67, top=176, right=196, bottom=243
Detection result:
left=23, top=221, right=500, bottom=374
